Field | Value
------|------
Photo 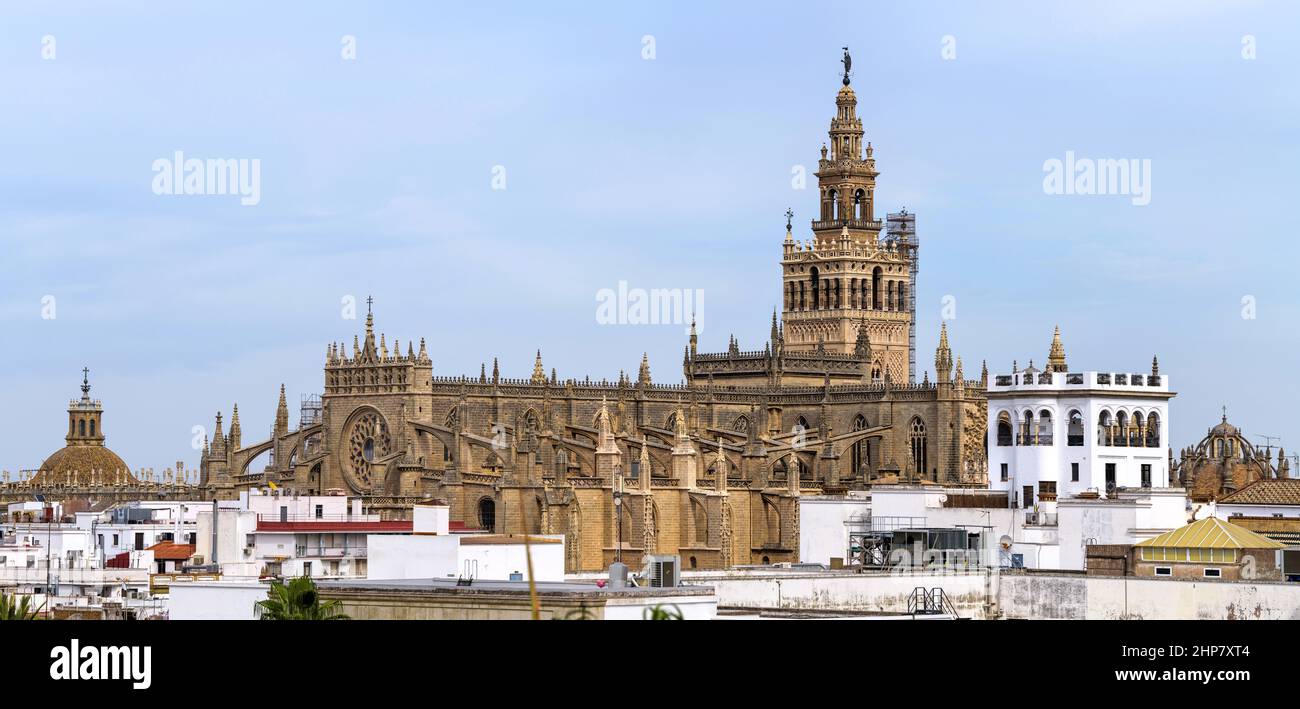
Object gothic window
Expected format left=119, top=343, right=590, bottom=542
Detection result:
left=996, top=412, right=1013, bottom=447
left=732, top=415, right=749, bottom=433
left=851, top=414, right=869, bottom=475
left=871, top=267, right=882, bottom=310
left=477, top=497, right=496, bottom=531
left=763, top=500, right=781, bottom=547
left=665, top=412, right=677, bottom=431
left=692, top=499, right=708, bottom=544
left=1068, top=410, right=1084, bottom=446
left=795, top=416, right=809, bottom=434
left=909, top=417, right=928, bottom=477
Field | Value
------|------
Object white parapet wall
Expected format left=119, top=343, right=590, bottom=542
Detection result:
left=686, top=568, right=1300, bottom=620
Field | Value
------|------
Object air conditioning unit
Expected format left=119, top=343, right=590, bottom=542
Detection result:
left=645, top=555, right=680, bottom=588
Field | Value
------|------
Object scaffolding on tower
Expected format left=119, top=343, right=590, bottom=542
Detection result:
left=300, top=393, right=322, bottom=428
left=887, top=210, right=918, bottom=384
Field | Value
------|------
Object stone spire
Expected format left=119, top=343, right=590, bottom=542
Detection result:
left=854, top=316, right=872, bottom=358
left=211, top=411, right=226, bottom=457
left=595, top=396, right=618, bottom=456
left=229, top=404, right=241, bottom=450
left=980, top=359, right=989, bottom=387
left=418, top=337, right=428, bottom=362
left=639, top=436, right=653, bottom=492
left=530, top=350, right=546, bottom=384
left=714, top=437, right=729, bottom=493
left=638, top=353, right=652, bottom=386
left=935, top=323, right=953, bottom=383
left=491, top=357, right=500, bottom=384
left=274, top=384, right=289, bottom=436
left=689, top=315, right=697, bottom=357
left=1046, top=326, right=1068, bottom=373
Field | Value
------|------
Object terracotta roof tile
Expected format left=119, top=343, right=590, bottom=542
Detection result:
left=1219, top=479, right=1300, bottom=506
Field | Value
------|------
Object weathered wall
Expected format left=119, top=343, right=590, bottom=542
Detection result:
left=999, top=573, right=1300, bottom=620
left=688, top=569, right=992, bottom=617
left=688, top=568, right=1300, bottom=620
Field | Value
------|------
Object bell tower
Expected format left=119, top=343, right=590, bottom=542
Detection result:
left=67, top=367, right=106, bottom=446
left=779, top=49, right=918, bottom=383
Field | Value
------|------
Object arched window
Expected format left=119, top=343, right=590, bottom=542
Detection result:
left=851, top=415, right=870, bottom=476
left=1098, top=411, right=1113, bottom=446
left=764, top=501, right=781, bottom=547
left=887, top=281, right=894, bottom=311
left=1038, top=410, right=1053, bottom=445
left=1146, top=412, right=1160, bottom=448
left=79, top=419, right=86, bottom=437
left=828, top=189, right=839, bottom=221
left=477, top=498, right=496, bottom=531
left=1132, top=412, right=1145, bottom=448
left=898, top=283, right=907, bottom=312
left=692, top=499, right=708, bottom=544
left=996, top=412, right=1013, bottom=447
left=854, top=189, right=866, bottom=220
left=1067, top=410, right=1084, bottom=446
left=909, top=417, right=928, bottom=478
left=872, top=267, right=882, bottom=310
left=810, top=267, right=821, bottom=310
left=1116, top=412, right=1129, bottom=447
left=89, top=419, right=96, bottom=437
left=1021, top=411, right=1034, bottom=446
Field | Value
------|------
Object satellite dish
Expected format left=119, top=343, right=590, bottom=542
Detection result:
left=999, top=535, right=1013, bottom=550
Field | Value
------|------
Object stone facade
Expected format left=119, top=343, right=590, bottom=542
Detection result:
left=197, top=65, right=989, bottom=574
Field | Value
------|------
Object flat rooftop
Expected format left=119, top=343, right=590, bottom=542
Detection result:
left=316, top=577, right=714, bottom=599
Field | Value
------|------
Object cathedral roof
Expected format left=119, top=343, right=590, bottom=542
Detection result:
left=34, top=445, right=133, bottom=486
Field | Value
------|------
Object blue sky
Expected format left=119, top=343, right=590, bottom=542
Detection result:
left=1, top=1, right=1296, bottom=473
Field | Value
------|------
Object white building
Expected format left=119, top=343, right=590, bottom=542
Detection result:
left=367, top=503, right=566, bottom=582
left=986, top=339, right=1173, bottom=510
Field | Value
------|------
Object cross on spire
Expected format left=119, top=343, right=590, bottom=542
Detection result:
left=81, top=367, right=91, bottom=398
left=366, top=295, right=373, bottom=315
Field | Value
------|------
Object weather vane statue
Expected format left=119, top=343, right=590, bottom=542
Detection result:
left=841, top=46, right=852, bottom=86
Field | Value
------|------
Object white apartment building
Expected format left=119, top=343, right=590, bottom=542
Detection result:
left=986, top=358, right=1173, bottom=510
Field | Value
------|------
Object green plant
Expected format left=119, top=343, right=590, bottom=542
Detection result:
left=0, top=592, right=44, bottom=620
left=642, top=604, right=683, bottom=620
left=255, top=576, right=349, bottom=620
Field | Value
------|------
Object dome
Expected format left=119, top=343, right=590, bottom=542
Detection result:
left=1210, top=419, right=1241, bottom=438
left=33, top=445, right=133, bottom=486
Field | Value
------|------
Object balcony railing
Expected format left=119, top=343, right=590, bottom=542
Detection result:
left=293, top=546, right=367, bottom=559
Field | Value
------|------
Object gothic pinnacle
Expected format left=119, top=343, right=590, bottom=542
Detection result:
left=1047, top=325, right=1068, bottom=373
left=531, top=350, right=546, bottom=384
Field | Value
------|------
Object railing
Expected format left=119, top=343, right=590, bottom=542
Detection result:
left=255, top=513, right=378, bottom=523
left=293, top=546, right=366, bottom=559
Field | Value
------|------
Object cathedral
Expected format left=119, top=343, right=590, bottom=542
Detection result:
left=195, top=58, right=990, bottom=573
left=0, top=370, right=200, bottom=510
left=1175, top=411, right=1289, bottom=502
